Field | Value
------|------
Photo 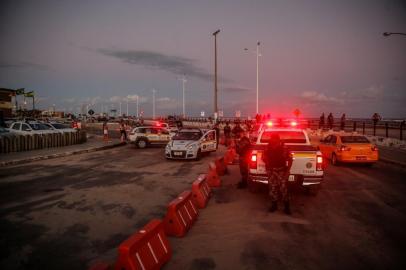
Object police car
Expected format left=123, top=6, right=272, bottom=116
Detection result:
left=165, top=128, right=217, bottom=160
left=129, top=126, right=171, bottom=148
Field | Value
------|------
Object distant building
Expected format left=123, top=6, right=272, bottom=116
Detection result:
left=0, top=88, right=16, bottom=118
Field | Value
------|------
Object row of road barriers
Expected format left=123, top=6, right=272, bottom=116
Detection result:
left=0, top=131, right=87, bottom=154
left=89, top=144, right=237, bottom=270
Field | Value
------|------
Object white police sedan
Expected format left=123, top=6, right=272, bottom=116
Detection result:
left=165, top=128, right=217, bottom=160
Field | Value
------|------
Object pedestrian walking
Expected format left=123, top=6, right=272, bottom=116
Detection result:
left=340, top=113, right=346, bottom=131
left=102, top=121, right=109, bottom=142
left=327, top=113, right=334, bottom=130
left=119, top=121, right=127, bottom=142
left=236, top=131, right=251, bottom=189
left=213, top=123, right=220, bottom=149
left=263, top=134, right=293, bottom=214
left=319, top=113, right=325, bottom=129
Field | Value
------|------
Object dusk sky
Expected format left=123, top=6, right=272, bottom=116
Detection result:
left=1, top=0, right=405, bottom=118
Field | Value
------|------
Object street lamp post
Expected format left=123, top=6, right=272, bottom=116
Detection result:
left=213, top=29, right=220, bottom=118
left=245, top=41, right=261, bottom=114
left=136, top=95, right=139, bottom=118
left=126, top=99, right=129, bottom=116
left=152, top=89, right=156, bottom=119
left=179, top=76, right=187, bottom=117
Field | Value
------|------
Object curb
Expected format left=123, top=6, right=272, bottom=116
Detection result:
left=0, top=142, right=126, bottom=167
left=379, top=157, right=406, bottom=168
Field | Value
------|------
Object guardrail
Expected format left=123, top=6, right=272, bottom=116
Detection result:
left=0, top=131, right=87, bottom=154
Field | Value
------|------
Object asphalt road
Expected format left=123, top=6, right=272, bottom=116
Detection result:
left=1, top=145, right=406, bottom=270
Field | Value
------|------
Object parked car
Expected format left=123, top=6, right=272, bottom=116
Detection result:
left=8, top=121, right=58, bottom=135
left=128, top=126, right=171, bottom=148
left=44, top=122, right=76, bottom=133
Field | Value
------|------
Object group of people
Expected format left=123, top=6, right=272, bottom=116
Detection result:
left=319, top=112, right=382, bottom=130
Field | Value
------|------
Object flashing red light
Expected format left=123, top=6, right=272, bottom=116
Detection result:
left=266, top=121, right=273, bottom=127
left=156, top=122, right=161, bottom=127
left=251, top=154, right=257, bottom=162
left=291, top=121, right=297, bottom=127
left=249, top=153, right=258, bottom=169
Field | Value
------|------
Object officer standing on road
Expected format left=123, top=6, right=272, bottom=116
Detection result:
left=232, top=121, right=244, bottom=139
left=236, top=131, right=251, bottom=189
left=213, top=123, right=220, bottom=149
left=119, top=121, right=127, bottom=142
left=264, top=134, right=293, bottom=214
left=224, top=122, right=231, bottom=146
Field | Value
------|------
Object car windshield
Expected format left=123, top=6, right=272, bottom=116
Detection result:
left=260, top=131, right=307, bottom=144
left=173, top=131, right=202, bottom=141
left=341, top=136, right=370, bottom=143
left=52, top=123, right=69, bottom=129
left=30, top=123, right=52, bottom=130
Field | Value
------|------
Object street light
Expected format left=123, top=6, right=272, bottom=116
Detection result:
left=152, top=89, right=156, bottom=119
left=244, top=41, right=261, bottom=114
left=213, top=29, right=220, bottom=118
left=178, top=75, right=187, bottom=117
left=383, top=32, right=406, bottom=37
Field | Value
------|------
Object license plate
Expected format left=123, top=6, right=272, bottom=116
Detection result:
left=356, top=156, right=367, bottom=160
left=288, top=175, right=295, bottom=182
left=174, top=151, right=183, bottom=156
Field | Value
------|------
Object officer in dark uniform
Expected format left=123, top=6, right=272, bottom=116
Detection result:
left=236, top=131, right=251, bottom=189
left=213, top=123, right=220, bottom=149
left=223, top=122, right=231, bottom=146
left=264, top=134, right=293, bottom=214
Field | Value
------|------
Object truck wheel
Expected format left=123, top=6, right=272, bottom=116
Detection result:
left=305, top=185, right=320, bottom=196
left=331, top=153, right=339, bottom=166
left=195, top=149, right=201, bottom=161
left=136, top=139, right=148, bottom=149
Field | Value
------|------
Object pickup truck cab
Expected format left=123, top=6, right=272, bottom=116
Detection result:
left=165, top=128, right=217, bottom=160
left=129, top=126, right=171, bottom=148
left=248, top=127, right=324, bottom=193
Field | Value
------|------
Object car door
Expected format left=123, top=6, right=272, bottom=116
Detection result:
left=201, top=130, right=216, bottom=152
left=326, top=135, right=337, bottom=158
left=159, top=128, right=170, bottom=142
left=148, top=128, right=160, bottom=143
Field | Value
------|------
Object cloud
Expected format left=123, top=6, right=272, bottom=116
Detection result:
left=341, top=85, right=384, bottom=100
left=300, top=91, right=343, bottom=105
left=95, top=48, right=221, bottom=82
left=0, top=61, right=49, bottom=71
left=222, top=87, right=252, bottom=93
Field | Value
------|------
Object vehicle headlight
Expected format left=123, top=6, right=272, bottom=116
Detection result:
left=187, top=144, right=197, bottom=151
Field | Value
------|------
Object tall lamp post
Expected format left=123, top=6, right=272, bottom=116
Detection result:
left=178, top=76, right=187, bottom=118
left=244, top=41, right=261, bottom=114
left=152, top=89, right=156, bottom=119
left=212, top=29, right=220, bottom=118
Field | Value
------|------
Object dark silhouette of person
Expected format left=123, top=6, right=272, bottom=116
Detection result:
left=340, top=113, right=346, bottom=131
left=319, top=113, right=325, bottom=129
left=327, top=113, right=334, bottom=130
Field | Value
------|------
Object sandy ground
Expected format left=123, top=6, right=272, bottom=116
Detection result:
left=1, top=142, right=406, bottom=269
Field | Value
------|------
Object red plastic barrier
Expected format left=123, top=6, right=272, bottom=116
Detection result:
left=163, top=190, right=198, bottom=237
left=192, top=174, right=211, bottom=208
left=215, top=157, right=227, bottom=176
left=206, top=162, right=221, bottom=187
left=114, top=219, right=171, bottom=270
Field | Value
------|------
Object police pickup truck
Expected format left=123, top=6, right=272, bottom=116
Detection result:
left=165, top=128, right=217, bottom=160
left=129, top=126, right=171, bottom=148
left=248, top=122, right=324, bottom=194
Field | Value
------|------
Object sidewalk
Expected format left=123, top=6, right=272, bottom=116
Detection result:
left=377, top=145, right=406, bottom=167
left=0, top=136, right=125, bottom=167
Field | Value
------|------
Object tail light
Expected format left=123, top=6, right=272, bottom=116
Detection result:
left=316, top=155, right=323, bottom=171
left=371, top=145, right=378, bottom=151
left=249, top=153, right=257, bottom=169
left=339, top=145, right=351, bottom=152
left=266, top=121, right=273, bottom=127
left=291, top=121, right=297, bottom=127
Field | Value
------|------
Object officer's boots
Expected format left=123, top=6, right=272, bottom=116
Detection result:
left=269, top=201, right=277, bottom=212
left=284, top=201, right=291, bottom=215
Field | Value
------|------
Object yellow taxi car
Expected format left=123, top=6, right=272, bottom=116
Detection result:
left=319, top=134, right=378, bottom=165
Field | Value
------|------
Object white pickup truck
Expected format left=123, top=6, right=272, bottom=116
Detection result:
left=248, top=128, right=324, bottom=194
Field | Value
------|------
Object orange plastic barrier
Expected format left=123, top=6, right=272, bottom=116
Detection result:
left=206, top=162, right=221, bottom=187
left=192, top=174, right=212, bottom=208
left=114, top=219, right=171, bottom=270
left=215, top=157, right=227, bottom=176
left=163, top=190, right=198, bottom=237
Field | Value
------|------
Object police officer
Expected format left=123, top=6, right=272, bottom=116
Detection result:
left=264, top=134, right=293, bottom=214
left=223, top=122, right=231, bottom=146
left=236, top=131, right=251, bottom=189
left=213, top=123, right=220, bottom=149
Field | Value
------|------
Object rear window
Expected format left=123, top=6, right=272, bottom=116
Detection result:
left=260, top=131, right=307, bottom=144
left=341, top=136, right=370, bottom=143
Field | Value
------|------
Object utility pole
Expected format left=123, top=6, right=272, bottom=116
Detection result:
left=152, top=89, right=156, bottom=119
left=213, top=29, right=220, bottom=118
left=179, top=76, right=187, bottom=117
left=126, top=99, right=129, bottom=116
left=119, top=102, right=122, bottom=116
left=136, top=95, right=139, bottom=118
left=256, top=41, right=260, bottom=114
